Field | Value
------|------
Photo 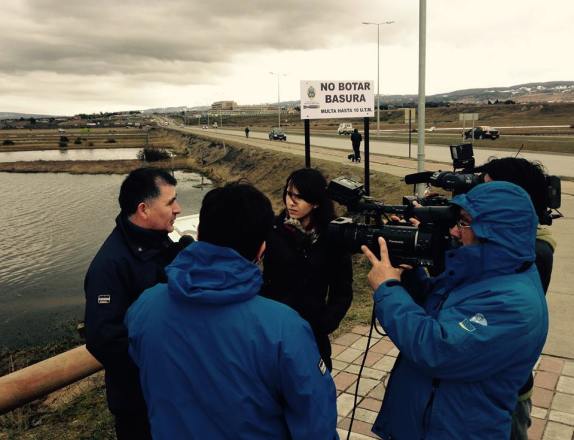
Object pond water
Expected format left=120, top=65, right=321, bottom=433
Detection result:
left=0, top=171, right=210, bottom=348
left=0, top=147, right=143, bottom=162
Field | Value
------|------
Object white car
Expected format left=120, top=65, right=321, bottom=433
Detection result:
left=337, top=123, right=353, bottom=135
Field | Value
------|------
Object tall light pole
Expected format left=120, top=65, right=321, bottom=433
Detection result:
left=362, top=21, right=394, bottom=137
left=269, top=72, right=286, bottom=128
left=416, top=0, right=427, bottom=196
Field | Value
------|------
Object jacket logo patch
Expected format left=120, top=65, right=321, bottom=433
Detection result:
left=318, top=359, right=327, bottom=375
left=97, top=294, right=111, bottom=304
left=470, top=313, right=488, bottom=326
left=458, top=319, right=476, bottom=332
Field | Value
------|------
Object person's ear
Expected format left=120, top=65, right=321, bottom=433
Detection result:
left=134, top=201, right=148, bottom=220
left=254, top=241, right=266, bottom=263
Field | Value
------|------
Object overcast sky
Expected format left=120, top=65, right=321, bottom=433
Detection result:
left=1, top=0, right=572, bottom=115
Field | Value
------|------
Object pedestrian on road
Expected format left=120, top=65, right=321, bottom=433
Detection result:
left=350, top=128, right=362, bottom=162
left=245, top=126, right=250, bottom=138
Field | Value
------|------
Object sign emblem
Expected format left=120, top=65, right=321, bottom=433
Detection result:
left=307, top=86, right=316, bottom=98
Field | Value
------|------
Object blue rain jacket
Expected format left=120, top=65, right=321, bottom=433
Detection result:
left=372, top=182, right=548, bottom=440
left=126, top=241, right=338, bottom=440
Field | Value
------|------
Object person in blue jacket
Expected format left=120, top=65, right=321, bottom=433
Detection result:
left=361, top=181, right=548, bottom=440
left=478, top=157, right=557, bottom=440
left=126, top=182, right=339, bottom=440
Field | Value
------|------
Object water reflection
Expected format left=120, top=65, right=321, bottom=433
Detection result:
left=0, top=171, right=210, bottom=348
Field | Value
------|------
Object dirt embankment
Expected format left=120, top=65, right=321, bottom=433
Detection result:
left=0, top=128, right=406, bottom=208
left=165, top=128, right=406, bottom=208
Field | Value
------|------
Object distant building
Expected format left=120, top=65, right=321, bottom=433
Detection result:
left=204, top=101, right=300, bottom=117
left=211, top=101, right=237, bottom=111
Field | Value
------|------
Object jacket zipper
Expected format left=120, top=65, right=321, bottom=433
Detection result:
left=421, top=378, right=440, bottom=438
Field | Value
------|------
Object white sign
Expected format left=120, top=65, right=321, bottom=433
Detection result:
left=300, top=80, right=374, bottom=120
left=459, top=113, right=479, bottom=121
left=404, top=108, right=416, bottom=123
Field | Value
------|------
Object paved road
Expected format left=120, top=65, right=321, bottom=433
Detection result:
left=200, top=127, right=574, bottom=178
left=181, top=125, right=574, bottom=360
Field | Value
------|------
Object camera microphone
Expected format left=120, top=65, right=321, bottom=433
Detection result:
left=404, top=171, right=434, bottom=185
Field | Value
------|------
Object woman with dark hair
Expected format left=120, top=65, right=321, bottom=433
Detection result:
left=262, top=168, right=353, bottom=370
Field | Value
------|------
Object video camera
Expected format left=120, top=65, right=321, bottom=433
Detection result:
left=404, top=143, right=561, bottom=225
left=327, top=143, right=562, bottom=270
left=326, top=176, right=457, bottom=270
left=403, top=143, right=482, bottom=196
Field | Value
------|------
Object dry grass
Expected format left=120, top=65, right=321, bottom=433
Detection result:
left=0, top=128, right=148, bottom=153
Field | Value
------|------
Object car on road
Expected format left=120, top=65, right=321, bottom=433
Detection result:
left=337, top=123, right=354, bottom=135
left=269, top=128, right=287, bottom=141
left=464, top=126, right=500, bottom=140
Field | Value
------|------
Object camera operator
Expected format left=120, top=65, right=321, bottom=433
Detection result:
left=478, top=157, right=556, bottom=440
left=361, top=181, right=548, bottom=440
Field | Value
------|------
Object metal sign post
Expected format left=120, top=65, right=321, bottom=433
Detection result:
left=363, top=117, right=370, bottom=195
left=304, top=120, right=311, bottom=168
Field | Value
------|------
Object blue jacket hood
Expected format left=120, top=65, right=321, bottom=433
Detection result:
left=451, top=181, right=537, bottom=264
left=166, top=241, right=262, bottom=304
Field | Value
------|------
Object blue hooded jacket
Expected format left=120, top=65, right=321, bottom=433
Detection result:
left=126, top=241, right=339, bottom=440
left=371, top=181, right=548, bottom=439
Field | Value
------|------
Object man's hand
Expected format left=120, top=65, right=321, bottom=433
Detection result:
left=389, top=214, right=421, bottom=228
left=361, top=237, right=411, bottom=291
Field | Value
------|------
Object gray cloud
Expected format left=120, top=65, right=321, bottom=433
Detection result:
left=1, top=0, right=410, bottom=81
left=3, top=0, right=569, bottom=114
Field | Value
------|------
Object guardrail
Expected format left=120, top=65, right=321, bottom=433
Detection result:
left=0, top=345, right=102, bottom=414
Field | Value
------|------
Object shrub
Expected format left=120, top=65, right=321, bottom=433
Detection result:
left=74, top=137, right=82, bottom=145
left=2, top=139, right=15, bottom=145
left=137, top=148, right=171, bottom=162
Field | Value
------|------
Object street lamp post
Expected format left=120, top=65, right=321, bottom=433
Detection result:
left=269, top=72, right=286, bottom=129
left=362, top=21, right=394, bottom=138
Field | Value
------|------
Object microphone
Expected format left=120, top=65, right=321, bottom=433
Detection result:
left=404, top=171, right=434, bottom=185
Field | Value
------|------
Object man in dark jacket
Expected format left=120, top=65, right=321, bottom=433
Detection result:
left=350, top=128, right=362, bottom=162
left=362, top=182, right=548, bottom=439
left=126, top=182, right=339, bottom=440
left=84, top=168, right=183, bottom=440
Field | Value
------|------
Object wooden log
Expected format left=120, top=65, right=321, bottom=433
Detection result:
left=0, top=345, right=103, bottom=414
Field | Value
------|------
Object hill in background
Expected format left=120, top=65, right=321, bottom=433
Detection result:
left=384, top=81, right=574, bottom=104
left=2, top=81, right=573, bottom=120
